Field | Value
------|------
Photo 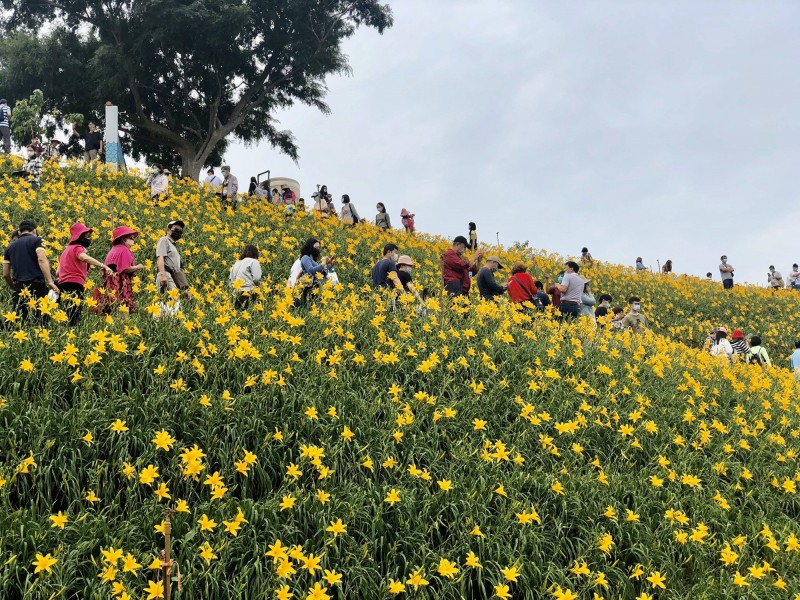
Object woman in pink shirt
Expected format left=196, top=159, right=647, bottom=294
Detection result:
left=96, top=226, right=145, bottom=314
left=57, top=222, right=114, bottom=325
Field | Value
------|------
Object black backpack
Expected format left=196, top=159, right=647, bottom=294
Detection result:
left=748, top=349, right=764, bottom=366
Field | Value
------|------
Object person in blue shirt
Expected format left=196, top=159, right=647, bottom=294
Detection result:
left=296, top=238, right=332, bottom=307
left=791, top=340, right=800, bottom=380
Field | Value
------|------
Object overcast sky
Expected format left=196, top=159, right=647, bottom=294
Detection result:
left=227, top=0, right=800, bottom=286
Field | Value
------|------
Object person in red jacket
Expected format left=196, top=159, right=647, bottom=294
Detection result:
left=506, top=262, right=538, bottom=305
left=442, top=235, right=483, bottom=296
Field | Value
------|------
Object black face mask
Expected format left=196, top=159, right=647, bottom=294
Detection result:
left=80, top=238, right=92, bottom=248
left=311, top=247, right=321, bottom=261
left=170, top=230, right=183, bottom=241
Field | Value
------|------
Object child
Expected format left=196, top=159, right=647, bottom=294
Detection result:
left=400, top=208, right=416, bottom=233
left=468, top=222, right=478, bottom=250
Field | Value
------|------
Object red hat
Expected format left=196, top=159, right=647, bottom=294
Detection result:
left=111, top=226, right=139, bottom=244
left=732, top=329, right=744, bottom=339
left=69, top=222, right=93, bottom=243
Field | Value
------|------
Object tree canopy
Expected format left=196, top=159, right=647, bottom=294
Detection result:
left=0, top=0, right=392, bottom=178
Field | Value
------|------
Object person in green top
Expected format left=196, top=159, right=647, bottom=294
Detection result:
left=747, top=336, right=772, bottom=367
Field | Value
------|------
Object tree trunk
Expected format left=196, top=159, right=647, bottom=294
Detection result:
left=180, top=151, right=206, bottom=182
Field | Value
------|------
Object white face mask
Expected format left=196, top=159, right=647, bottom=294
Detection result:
left=633, top=303, right=641, bottom=311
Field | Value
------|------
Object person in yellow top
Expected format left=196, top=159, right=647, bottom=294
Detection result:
left=468, top=222, right=478, bottom=250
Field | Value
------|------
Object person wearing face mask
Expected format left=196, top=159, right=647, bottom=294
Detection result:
left=595, top=294, right=613, bottom=319
left=156, top=220, right=189, bottom=295
left=56, top=222, right=114, bottom=326
left=371, top=243, right=404, bottom=291
left=375, top=203, right=391, bottom=230
left=219, top=165, right=239, bottom=211
left=146, top=164, right=169, bottom=204
left=621, top=296, right=649, bottom=333
left=96, top=226, right=145, bottom=314
left=476, top=255, right=507, bottom=301
left=767, top=266, right=784, bottom=290
left=719, top=255, right=734, bottom=289
left=340, top=194, right=360, bottom=226
left=22, top=145, right=44, bottom=190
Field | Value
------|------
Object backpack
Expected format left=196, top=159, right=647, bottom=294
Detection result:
left=748, top=348, right=764, bottom=366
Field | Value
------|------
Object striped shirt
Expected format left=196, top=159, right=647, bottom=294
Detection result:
left=731, top=339, right=749, bottom=356
left=0, top=105, right=10, bottom=128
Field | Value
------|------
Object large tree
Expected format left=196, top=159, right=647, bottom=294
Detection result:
left=0, top=0, right=392, bottom=178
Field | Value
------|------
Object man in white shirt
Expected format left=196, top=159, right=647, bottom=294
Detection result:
left=203, top=168, right=222, bottom=190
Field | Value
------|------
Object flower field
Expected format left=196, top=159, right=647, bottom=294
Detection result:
left=1, top=158, right=800, bottom=599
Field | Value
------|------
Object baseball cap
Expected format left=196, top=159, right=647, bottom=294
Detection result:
left=453, top=235, right=468, bottom=245
left=168, top=220, right=185, bottom=229
left=486, top=255, right=504, bottom=269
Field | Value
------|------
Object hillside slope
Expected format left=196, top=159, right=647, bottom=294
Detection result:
left=1, top=161, right=800, bottom=598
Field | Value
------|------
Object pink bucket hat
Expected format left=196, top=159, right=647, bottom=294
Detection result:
left=111, top=226, right=139, bottom=244
left=69, top=222, right=93, bottom=243
left=400, top=208, right=410, bottom=217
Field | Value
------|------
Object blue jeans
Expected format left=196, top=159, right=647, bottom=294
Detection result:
left=723, top=278, right=733, bottom=290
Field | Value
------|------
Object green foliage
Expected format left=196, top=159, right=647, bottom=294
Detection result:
left=9, top=89, right=44, bottom=146
left=0, top=1, right=393, bottom=178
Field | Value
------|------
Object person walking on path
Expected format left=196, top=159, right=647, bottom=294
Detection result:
left=229, top=244, right=262, bottom=310
left=56, top=222, right=114, bottom=326
left=554, top=261, right=584, bottom=319
left=0, top=99, right=11, bottom=154
left=96, top=226, right=144, bottom=314
left=621, top=296, right=649, bottom=332
left=719, top=255, right=734, bottom=289
left=220, top=165, right=239, bottom=211
left=375, top=203, right=391, bottom=230
left=767, top=266, right=784, bottom=289
left=476, top=256, right=507, bottom=301
left=441, top=235, right=483, bottom=297
left=156, top=220, right=189, bottom=295
left=72, top=121, right=103, bottom=162
left=748, top=336, right=772, bottom=366
left=340, top=195, right=360, bottom=226
left=2, top=219, right=59, bottom=322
